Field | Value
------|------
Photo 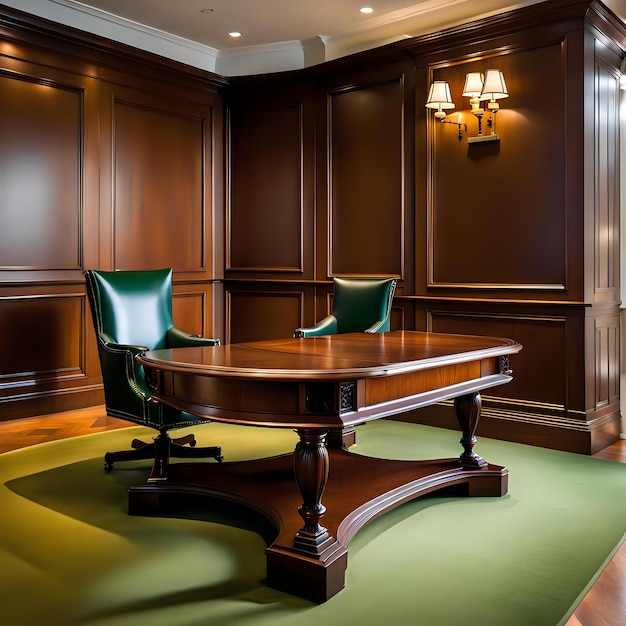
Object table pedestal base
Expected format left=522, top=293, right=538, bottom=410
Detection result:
left=128, top=448, right=507, bottom=603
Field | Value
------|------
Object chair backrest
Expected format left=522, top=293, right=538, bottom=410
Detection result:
left=332, top=277, right=396, bottom=333
left=85, top=268, right=174, bottom=350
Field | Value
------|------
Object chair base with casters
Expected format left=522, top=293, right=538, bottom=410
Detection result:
left=85, top=268, right=223, bottom=481
left=104, top=427, right=223, bottom=481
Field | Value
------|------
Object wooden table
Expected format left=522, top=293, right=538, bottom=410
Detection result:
left=133, top=330, right=522, bottom=602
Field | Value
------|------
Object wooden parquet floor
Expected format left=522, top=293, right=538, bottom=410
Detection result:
left=0, top=405, right=130, bottom=454
left=0, top=406, right=624, bottom=625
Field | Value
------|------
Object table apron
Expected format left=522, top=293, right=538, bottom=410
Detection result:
left=146, top=362, right=512, bottom=429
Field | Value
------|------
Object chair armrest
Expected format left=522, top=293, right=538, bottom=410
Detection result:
left=294, top=315, right=339, bottom=338
left=96, top=335, right=150, bottom=414
left=364, top=320, right=387, bottom=333
left=99, top=333, right=148, bottom=357
left=167, top=326, right=221, bottom=348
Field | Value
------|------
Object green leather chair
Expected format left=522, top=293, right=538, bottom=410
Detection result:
left=85, top=268, right=222, bottom=479
left=294, top=277, right=397, bottom=337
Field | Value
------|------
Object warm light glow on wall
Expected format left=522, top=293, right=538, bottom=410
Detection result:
left=426, top=69, right=510, bottom=143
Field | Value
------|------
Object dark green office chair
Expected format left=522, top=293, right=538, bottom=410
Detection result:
left=294, top=277, right=397, bottom=337
left=85, top=268, right=223, bottom=480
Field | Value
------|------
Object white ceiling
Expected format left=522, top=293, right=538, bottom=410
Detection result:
left=52, top=0, right=546, bottom=51
left=5, top=0, right=626, bottom=75
left=53, top=0, right=544, bottom=50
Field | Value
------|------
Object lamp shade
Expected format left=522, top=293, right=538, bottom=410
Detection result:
left=462, top=72, right=484, bottom=97
left=480, top=69, right=508, bottom=101
left=425, top=81, right=455, bottom=110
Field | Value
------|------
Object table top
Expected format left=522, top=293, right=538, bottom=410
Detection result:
left=138, top=330, right=522, bottom=380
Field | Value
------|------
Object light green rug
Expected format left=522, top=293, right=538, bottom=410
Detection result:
left=2, top=420, right=626, bottom=626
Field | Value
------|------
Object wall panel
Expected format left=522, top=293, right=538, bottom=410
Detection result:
left=427, top=43, right=567, bottom=290
left=227, top=289, right=303, bottom=344
left=112, top=99, right=206, bottom=271
left=172, top=291, right=205, bottom=337
left=228, top=101, right=304, bottom=272
left=593, top=53, right=620, bottom=302
left=0, top=295, right=83, bottom=384
left=590, top=310, right=620, bottom=411
left=172, top=286, right=220, bottom=341
left=429, top=310, right=570, bottom=411
left=328, top=77, right=404, bottom=277
left=0, top=71, right=84, bottom=270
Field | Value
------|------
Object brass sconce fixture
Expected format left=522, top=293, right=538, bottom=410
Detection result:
left=426, top=69, right=509, bottom=143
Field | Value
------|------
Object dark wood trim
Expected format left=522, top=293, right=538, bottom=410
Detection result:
left=0, top=386, right=104, bottom=421
left=396, top=402, right=621, bottom=455
left=0, top=3, right=231, bottom=92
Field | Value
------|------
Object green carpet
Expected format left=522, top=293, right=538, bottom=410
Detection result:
left=2, top=420, right=626, bottom=626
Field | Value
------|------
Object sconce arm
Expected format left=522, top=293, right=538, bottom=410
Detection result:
left=438, top=118, right=466, bottom=140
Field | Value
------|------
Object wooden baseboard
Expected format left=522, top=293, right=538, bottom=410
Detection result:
left=0, top=386, right=105, bottom=422
left=391, top=404, right=621, bottom=455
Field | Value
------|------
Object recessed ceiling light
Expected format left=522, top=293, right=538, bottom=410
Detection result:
left=360, top=7, right=374, bottom=14
left=229, top=32, right=242, bottom=38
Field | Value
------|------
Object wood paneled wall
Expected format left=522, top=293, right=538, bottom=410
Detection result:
left=224, top=0, right=626, bottom=453
left=0, top=7, right=228, bottom=419
left=224, top=57, right=416, bottom=340
left=1, top=1, right=625, bottom=454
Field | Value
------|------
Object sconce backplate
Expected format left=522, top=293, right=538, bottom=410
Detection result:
left=467, top=134, right=500, bottom=144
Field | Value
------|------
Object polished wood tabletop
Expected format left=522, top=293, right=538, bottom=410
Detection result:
left=137, top=330, right=522, bottom=430
left=138, top=330, right=521, bottom=379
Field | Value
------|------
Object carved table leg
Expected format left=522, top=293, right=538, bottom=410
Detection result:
left=266, top=428, right=348, bottom=602
left=292, top=428, right=336, bottom=555
left=454, top=392, right=487, bottom=469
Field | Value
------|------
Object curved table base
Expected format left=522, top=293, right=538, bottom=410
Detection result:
left=128, top=448, right=507, bottom=603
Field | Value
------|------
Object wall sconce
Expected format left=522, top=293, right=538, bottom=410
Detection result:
left=426, top=69, right=509, bottom=143
left=425, top=80, right=465, bottom=140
